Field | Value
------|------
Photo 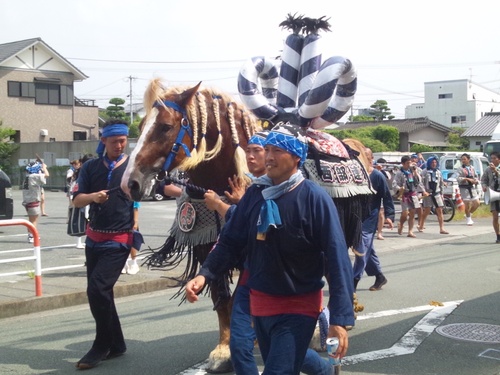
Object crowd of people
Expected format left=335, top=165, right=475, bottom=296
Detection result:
left=25, top=119, right=499, bottom=373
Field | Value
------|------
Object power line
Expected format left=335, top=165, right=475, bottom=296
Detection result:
left=67, top=57, right=247, bottom=64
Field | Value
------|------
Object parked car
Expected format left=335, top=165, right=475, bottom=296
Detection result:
left=0, top=168, right=13, bottom=220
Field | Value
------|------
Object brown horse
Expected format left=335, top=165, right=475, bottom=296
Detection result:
left=121, top=78, right=259, bottom=373
left=121, top=79, right=372, bottom=373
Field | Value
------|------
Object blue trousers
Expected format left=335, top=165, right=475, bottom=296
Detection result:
left=85, top=239, right=130, bottom=352
left=230, top=284, right=332, bottom=375
left=353, top=230, right=382, bottom=280
left=253, top=313, right=320, bottom=375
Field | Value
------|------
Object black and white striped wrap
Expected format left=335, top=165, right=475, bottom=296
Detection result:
left=237, top=56, right=279, bottom=120
left=276, top=32, right=303, bottom=110
left=298, top=33, right=322, bottom=108
left=238, top=15, right=357, bottom=129
left=298, top=56, right=357, bottom=129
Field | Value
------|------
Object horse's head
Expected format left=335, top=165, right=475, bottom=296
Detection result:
left=121, top=80, right=201, bottom=201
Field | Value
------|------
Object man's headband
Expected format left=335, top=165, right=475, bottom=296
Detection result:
left=248, top=131, right=269, bottom=147
left=97, top=124, right=129, bottom=158
left=265, top=123, right=308, bottom=166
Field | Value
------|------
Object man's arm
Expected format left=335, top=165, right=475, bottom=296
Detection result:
left=73, top=190, right=109, bottom=208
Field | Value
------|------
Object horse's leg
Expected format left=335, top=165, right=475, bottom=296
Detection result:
left=195, top=244, right=234, bottom=374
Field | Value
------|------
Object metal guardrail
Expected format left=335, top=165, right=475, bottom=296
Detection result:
left=0, top=219, right=42, bottom=296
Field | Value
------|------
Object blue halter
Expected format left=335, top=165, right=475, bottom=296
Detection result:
left=154, top=100, right=193, bottom=171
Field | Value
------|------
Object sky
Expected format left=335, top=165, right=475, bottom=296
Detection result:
left=1, top=0, right=500, bottom=121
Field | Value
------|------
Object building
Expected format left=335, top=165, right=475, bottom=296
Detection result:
left=405, top=80, right=500, bottom=128
left=461, top=112, right=500, bottom=151
left=333, top=117, right=453, bottom=152
left=0, top=38, right=98, bottom=143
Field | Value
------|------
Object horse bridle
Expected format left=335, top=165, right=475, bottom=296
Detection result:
left=154, top=100, right=193, bottom=173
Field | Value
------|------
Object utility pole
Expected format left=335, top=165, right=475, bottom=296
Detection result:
left=129, top=76, right=136, bottom=126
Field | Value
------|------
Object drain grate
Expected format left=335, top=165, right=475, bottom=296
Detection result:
left=436, top=323, right=500, bottom=344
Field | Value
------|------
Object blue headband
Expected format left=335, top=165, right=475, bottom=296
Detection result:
left=26, top=161, right=42, bottom=174
left=265, top=123, right=308, bottom=166
left=248, top=131, right=268, bottom=147
left=426, top=156, right=438, bottom=170
left=96, top=124, right=129, bottom=158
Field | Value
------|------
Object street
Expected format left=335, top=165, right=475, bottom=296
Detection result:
left=0, top=190, right=499, bottom=374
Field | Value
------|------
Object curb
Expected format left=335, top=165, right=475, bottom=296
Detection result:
left=0, top=277, right=180, bottom=320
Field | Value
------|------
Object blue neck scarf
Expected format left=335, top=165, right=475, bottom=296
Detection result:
left=253, top=170, right=305, bottom=238
left=104, top=153, right=125, bottom=187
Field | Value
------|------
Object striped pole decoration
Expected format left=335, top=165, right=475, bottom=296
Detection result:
left=297, top=32, right=322, bottom=107
left=298, top=56, right=357, bottom=128
left=238, top=14, right=357, bottom=130
left=276, top=32, right=303, bottom=110
left=309, top=58, right=357, bottom=129
left=238, top=56, right=279, bottom=120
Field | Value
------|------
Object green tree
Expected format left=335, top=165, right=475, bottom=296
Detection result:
left=0, top=119, right=19, bottom=174
left=129, top=122, right=140, bottom=138
left=106, top=98, right=127, bottom=120
left=370, top=100, right=394, bottom=121
left=327, top=125, right=399, bottom=152
left=348, top=114, right=375, bottom=122
left=448, top=127, right=469, bottom=150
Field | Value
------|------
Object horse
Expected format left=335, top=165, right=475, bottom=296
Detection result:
left=121, top=79, right=372, bottom=373
left=121, top=78, right=259, bottom=373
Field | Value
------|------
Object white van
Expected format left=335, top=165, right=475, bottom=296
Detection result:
left=439, top=152, right=489, bottom=200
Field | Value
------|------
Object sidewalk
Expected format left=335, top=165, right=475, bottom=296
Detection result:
left=0, top=215, right=493, bottom=320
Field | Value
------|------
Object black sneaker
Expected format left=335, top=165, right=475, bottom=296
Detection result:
left=369, top=274, right=387, bottom=291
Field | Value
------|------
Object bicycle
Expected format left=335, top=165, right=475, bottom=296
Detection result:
left=418, top=195, right=455, bottom=222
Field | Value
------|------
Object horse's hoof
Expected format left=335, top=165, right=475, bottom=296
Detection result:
left=205, top=361, right=233, bottom=374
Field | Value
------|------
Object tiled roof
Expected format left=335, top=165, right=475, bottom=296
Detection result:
left=0, top=37, right=87, bottom=80
left=0, top=38, right=41, bottom=64
left=334, top=117, right=454, bottom=134
left=461, top=112, right=500, bottom=137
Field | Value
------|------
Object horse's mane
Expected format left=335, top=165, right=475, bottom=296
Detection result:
left=143, top=78, right=260, bottom=179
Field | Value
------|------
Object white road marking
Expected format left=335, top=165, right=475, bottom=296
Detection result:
left=177, top=300, right=463, bottom=374
left=342, top=300, right=463, bottom=365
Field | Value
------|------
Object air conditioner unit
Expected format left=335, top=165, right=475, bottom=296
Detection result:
left=40, top=129, right=48, bottom=136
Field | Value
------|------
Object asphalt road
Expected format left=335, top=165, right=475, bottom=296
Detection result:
left=0, top=234, right=499, bottom=375
left=1, top=190, right=499, bottom=375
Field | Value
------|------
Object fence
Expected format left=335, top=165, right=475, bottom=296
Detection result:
left=0, top=219, right=42, bottom=296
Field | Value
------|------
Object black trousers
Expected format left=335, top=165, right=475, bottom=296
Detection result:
left=85, top=239, right=130, bottom=352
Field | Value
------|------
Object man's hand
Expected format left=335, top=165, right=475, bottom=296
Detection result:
left=185, top=275, right=206, bottom=303
left=93, top=190, right=109, bottom=204
left=328, top=325, right=349, bottom=359
left=224, top=175, right=246, bottom=204
left=204, top=190, right=222, bottom=211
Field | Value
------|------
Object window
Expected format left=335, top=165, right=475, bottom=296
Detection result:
left=451, top=115, right=466, bottom=124
left=7, top=80, right=73, bottom=105
left=60, top=85, right=73, bottom=105
left=8, top=81, right=35, bottom=97
left=438, top=93, right=453, bottom=99
left=35, top=83, right=60, bottom=105
left=73, top=131, right=87, bottom=141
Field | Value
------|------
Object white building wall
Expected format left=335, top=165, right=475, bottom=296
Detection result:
left=405, top=80, right=500, bottom=128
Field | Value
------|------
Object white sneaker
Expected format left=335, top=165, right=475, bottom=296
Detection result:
left=466, top=217, right=474, bottom=225
left=28, top=235, right=34, bottom=243
left=127, top=261, right=140, bottom=275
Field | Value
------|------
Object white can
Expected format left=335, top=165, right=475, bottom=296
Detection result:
left=326, top=337, right=341, bottom=365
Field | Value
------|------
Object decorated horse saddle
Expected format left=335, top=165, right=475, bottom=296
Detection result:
left=303, top=129, right=373, bottom=198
